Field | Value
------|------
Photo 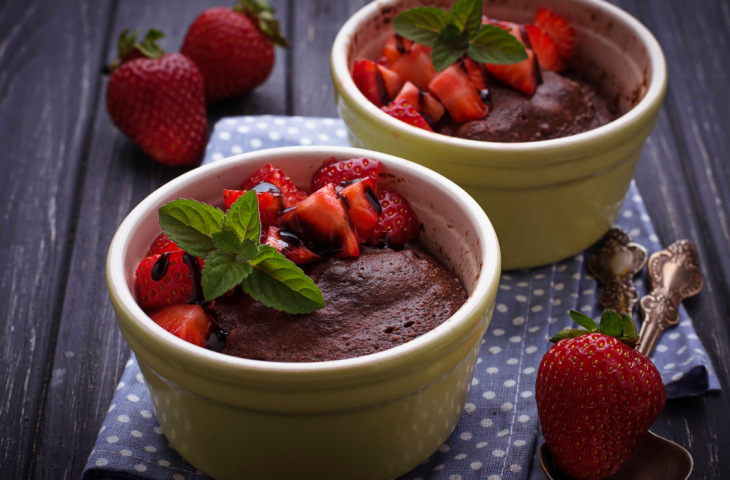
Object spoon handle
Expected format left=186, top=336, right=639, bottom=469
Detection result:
left=637, top=294, right=675, bottom=356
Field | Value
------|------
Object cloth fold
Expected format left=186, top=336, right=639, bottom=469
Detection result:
left=83, top=116, right=719, bottom=480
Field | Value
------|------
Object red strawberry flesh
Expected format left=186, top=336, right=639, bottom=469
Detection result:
left=525, top=24, right=565, bottom=72
left=390, top=43, right=436, bottom=92
left=352, top=59, right=389, bottom=107
left=135, top=251, right=195, bottom=310
left=311, top=157, right=381, bottom=192
left=147, top=233, right=183, bottom=256
left=394, top=82, right=445, bottom=123
left=340, top=178, right=382, bottom=242
left=241, top=164, right=306, bottom=208
left=428, top=64, right=489, bottom=123
left=534, top=7, right=576, bottom=59
left=367, top=189, right=420, bottom=246
left=278, top=184, right=360, bottom=258
left=381, top=99, right=433, bottom=131
left=264, top=226, right=321, bottom=264
left=148, top=304, right=211, bottom=348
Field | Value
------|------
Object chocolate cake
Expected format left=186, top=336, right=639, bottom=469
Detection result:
left=437, top=71, right=616, bottom=142
left=206, top=244, right=467, bottom=362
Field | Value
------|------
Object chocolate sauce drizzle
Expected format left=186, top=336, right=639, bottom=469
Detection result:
left=150, top=252, right=171, bottom=281
left=182, top=253, right=204, bottom=304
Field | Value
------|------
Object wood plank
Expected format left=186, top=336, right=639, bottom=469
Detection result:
left=607, top=1, right=730, bottom=478
left=290, top=0, right=371, bottom=117
left=0, top=0, right=114, bottom=477
left=27, top=1, right=290, bottom=478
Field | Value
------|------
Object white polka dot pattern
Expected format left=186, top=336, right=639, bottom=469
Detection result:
left=84, top=116, right=718, bottom=480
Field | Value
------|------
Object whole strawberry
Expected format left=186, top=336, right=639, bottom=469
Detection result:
left=106, top=29, right=207, bottom=166
left=536, top=310, right=666, bottom=480
left=181, top=0, right=290, bottom=102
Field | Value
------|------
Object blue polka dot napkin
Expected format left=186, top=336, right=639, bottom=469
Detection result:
left=84, top=116, right=719, bottom=480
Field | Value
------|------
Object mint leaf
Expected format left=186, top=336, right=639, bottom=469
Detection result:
left=159, top=199, right=224, bottom=258
left=201, top=250, right=254, bottom=300
left=599, top=310, right=623, bottom=337
left=569, top=310, right=599, bottom=332
left=224, top=190, right=260, bottom=244
left=467, top=24, right=528, bottom=64
left=549, top=328, right=589, bottom=343
left=242, top=245, right=325, bottom=314
left=211, top=230, right=259, bottom=262
left=432, top=25, right=470, bottom=71
left=392, top=7, right=447, bottom=46
left=445, top=0, right=482, bottom=37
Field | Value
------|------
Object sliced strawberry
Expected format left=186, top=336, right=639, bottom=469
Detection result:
left=148, top=304, right=211, bottom=348
left=534, top=7, right=575, bottom=58
left=381, top=99, right=433, bottom=131
left=367, top=189, right=420, bottom=246
left=224, top=186, right=284, bottom=232
left=241, top=164, right=306, bottom=208
left=394, top=82, right=445, bottom=123
left=136, top=251, right=195, bottom=310
left=491, top=20, right=526, bottom=44
left=390, top=43, right=436, bottom=91
left=352, top=59, right=388, bottom=107
left=147, top=233, right=182, bottom=256
left=311, top=157, right=381, bottom=192
left=278, top=184, right=360, bottom=258
left=375, top=56, right=390, bottom=67
left=525, top=24, right=565, bottom=72
left=428, top=64, right=489, bottom=122
left=382, top=34, right=413, bottom=65
left=376, top=64, right=405, bottom=100
left=487, top=49, right=540, bottom=96
left=264, top=226, right=321, bottom=264
left=462, top=57, right=487, bottom=90
left=340, top=178, right=381, bottom=242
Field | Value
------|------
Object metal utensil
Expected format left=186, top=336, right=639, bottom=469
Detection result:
left=540, top=431, right=693, bottom=480
left=637, top=240, right=704, bottom=357
left=588, top=228, right=648, bottom=314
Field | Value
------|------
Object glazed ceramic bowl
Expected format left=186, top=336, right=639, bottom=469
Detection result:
left=107, top=146, right=501, bottom=480
left=331, top=0, right=667, bottom=269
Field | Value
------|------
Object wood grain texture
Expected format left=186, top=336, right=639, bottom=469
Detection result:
left=0, top=0, right=728, bottom=478
left=0, top=1, right=113, bottom=477
left=27, top=1, right=288, bottom=478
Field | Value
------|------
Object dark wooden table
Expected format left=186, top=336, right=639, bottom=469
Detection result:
left=1, top=0, right=729, bottom=478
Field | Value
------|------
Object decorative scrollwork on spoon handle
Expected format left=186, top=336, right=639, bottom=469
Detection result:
left=588, top=228, right=648, bottom=314
left=637, top=240, right=704, bottom=357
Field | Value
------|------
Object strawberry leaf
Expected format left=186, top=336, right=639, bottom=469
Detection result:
left=445, top=0, right=483, bottom=38
left=569, top=310, right=599, bottom=332
left=467, top=24, right=529, bottom=65
left=201, top=250, right=254, bottom=300
left=392, top=7, right=447, bottom=46
left=159, top=199, right=224, bottom=258
left=599, top=309, right=623, bottom=337
left=224, top=190, right=261, bottom=244
left=242, top=245, right=325, bottom=314
left=550, top=328, right=588, bottom=343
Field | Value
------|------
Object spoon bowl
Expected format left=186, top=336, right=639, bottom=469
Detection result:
left=540, top=431, right=693, bottom=480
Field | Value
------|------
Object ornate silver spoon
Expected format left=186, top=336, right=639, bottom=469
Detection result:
left=637, top=240, right=704, bottom=357
left=588, top=228, right=648, bottom=314
left=540, top=431, right=693, bottom=480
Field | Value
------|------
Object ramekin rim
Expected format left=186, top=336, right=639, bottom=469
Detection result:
left=107, top=146, right=501, bottom=384
left=330, top=0, right=668, bottom=164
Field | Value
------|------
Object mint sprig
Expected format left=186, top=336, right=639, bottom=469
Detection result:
left=392, top=0, right=528, bottom=71
left=158, top=192, right=325, bottom=314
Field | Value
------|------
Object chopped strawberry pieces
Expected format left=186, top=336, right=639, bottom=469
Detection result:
left=224, top=187, right=284, bottom=235
left=223, top=189, right=244, bottom=210
left=491, top=20, right=526, bottom=44
left=382, top=34, right=413, bottom=65
left=147, top=233, right=182, bottom=256
left=311, top=157, right=381, bottom=192
left=525, top=24, right=565, bottom=72
left=381, top=99, right=433, bottom=131
left=462, top=58, right=487, bottom=90
left=376, top=64, right=405, bottom=100
left=394, top=82, right=445, bottom=123
left=241, top=164, right=306, bottom=208
left=135, top=251, right=195, bottom=310
left=487, top=49, right=540, bottom=96
left=278, top=184, right=360, bottom=258
left=534, top=7, right=575, bottom=58
left=390, top=43, right=436, bottom=91
left=264, top=226, right=321, bottom=264
left=367, top=189, right=420, bottom=246
left=148, top=304, right=211, bottom=348
left=352, top=59, right=388, bottom=107
left=428, top=64, right=489, bottom=122
left=340, top=178, right=382, bottom=242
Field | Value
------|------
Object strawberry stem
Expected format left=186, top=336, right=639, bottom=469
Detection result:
left=234, top=0, right=290, bottom=49
left=109, top=28, right=165, bottom=72
left=550, top=309, right=640, bottom=347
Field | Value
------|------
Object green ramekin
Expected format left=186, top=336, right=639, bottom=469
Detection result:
left=331, top=0, right=667, bottom=270
left=107, top=147, right=501, bottom=479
